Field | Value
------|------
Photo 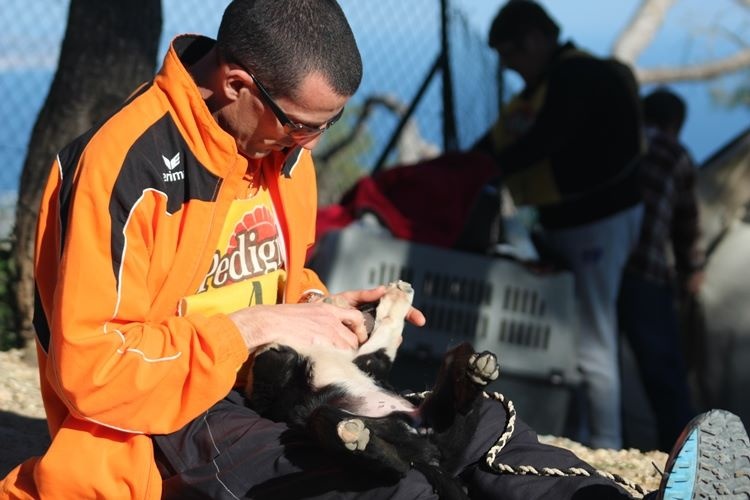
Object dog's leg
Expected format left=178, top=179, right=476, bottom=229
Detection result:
left=333, top=408, right=471, bottom=499
left=416, top=342, right=499, bottom=474
left=354, top=281, right=413, bottom=382
left=306, top=404, right=440, bottom=480
left=358, top=280, right=413, bottom=359
left=419, top=342, right=499, bottom=425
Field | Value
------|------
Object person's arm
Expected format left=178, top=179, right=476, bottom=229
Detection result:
left=491, top=63, right=581, bottom=176
left=670, top=151, right=705, bottom=293
left=38, top=154, right=249, bottom=436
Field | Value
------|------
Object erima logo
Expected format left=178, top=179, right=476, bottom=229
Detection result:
left=162, top=153, right=184, bottom=182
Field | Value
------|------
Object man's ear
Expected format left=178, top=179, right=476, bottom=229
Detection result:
left=221, top=67, right=248, bottom=102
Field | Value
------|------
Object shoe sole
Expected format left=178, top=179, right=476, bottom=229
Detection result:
left=660, top=410, right=750, bottom=499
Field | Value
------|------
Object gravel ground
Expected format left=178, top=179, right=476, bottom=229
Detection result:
left=0, top=348, right=667, bottom=496
left=1, top=347, right=50, bottom=480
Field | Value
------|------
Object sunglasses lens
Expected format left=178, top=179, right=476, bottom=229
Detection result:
left=286, top=126, right=323, bottom=140
left=285, top=108, right=344, bottom=141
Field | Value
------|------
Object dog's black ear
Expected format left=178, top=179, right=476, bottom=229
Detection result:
left=358, top=301, right=379, bottom=336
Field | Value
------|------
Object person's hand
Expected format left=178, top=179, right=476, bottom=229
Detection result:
left=229, top=301, right=369, bottom=353
left=685, top=270, right=705, bottom=296
left=229, top=286, right=427, bottom=354
left=324, top=286, right=427, bottom=328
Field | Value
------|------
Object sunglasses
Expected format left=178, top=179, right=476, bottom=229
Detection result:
left=228, top=57, right=344, bottom=142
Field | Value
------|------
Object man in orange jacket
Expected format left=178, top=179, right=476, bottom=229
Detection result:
left=1, top=0, right=407, bottom=497
left=2, top=0, right=748, bottom=499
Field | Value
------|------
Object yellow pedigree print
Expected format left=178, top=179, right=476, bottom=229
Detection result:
left=181, top=187, right=287, bottom=316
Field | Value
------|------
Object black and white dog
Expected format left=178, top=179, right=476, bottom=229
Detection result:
left=244, top=281, right=499, bottom=499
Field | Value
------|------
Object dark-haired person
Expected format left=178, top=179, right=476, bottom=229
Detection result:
left=472, top=0, right=644, bottom=450
left=2, top=1, right=748, bottom=499
left=618, top=87, right=704, bottom=452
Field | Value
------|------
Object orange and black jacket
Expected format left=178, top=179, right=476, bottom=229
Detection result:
left=1, top=35, right=327, bottom=499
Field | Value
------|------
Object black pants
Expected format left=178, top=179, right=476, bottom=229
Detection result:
left=153, top=390, right=635, bottom=499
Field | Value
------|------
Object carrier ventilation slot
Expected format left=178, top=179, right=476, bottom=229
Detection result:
left=420, top=272, right=492, bottom=305
left=501, top=286, right=545, bottom=317
left=368, top=263, right=414, bottom=286
left=498, top=319, right=551, bottom=350
left=420, top=302, right=486, bottom=339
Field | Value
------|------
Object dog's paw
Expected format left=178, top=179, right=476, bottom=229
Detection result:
left=380, top=281, right=414, bottom=311
left=359, top=280, right=414, bottom=359
left=467, top=351, right=499, bottom=386
left=337, top=418, right=371, bottom=451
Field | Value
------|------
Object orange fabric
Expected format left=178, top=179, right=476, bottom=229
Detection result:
left=1, top=35, right=326, bottom=499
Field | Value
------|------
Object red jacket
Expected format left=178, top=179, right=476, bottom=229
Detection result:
left=1, top=35, right=326, bottom=499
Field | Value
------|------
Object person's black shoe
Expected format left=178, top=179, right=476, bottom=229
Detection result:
left=656, top=409, right=750, bottom=499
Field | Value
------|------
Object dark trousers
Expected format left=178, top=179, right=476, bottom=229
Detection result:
left=153, top=389, right=634, bottom=499
left=618, top=272, right=696, bottom=451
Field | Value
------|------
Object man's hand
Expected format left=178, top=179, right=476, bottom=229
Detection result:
left=685, top=270, right=705, bottom=296
left=324, top=286, right=427, bottom=328
left=229, top=302, right=369, bottom=352
left=228, top=286, right=426, bottom=354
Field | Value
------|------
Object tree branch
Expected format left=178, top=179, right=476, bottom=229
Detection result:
left=612, top=0, right=678, bottom=64
left=635, top=48, right=750, bottom=83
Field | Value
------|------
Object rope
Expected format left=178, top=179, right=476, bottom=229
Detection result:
left=404, top=389, right=649, bottom=498
left=481, top=391, right=649, bottom=498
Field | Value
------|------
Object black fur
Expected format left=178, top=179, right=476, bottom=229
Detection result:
left=352, top=348, right=394, bottom=384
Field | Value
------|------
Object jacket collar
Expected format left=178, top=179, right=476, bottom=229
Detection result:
left=155, top=35, right=243, bottom=179
left=156, top=35, right=303, bottom=180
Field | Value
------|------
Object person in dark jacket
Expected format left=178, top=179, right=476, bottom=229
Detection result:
left=473, top=0, right=644, bottom=450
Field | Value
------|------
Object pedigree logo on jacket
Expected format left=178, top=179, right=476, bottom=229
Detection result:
left=179, top=188, right=287, bottom=317
left=201, top=204, right=283, bottom=291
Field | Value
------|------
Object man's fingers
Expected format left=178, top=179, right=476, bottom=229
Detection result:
left=334, top=306, right=368, bottom=344
left=333, top=325, right=360, bottom=350
left=353, top=286, right=387, bottom=304
left=327, top=288, right=425, bottom=331
left=406, top=306, right=426, bottom=327
left=334, top=286, right=386, bottom=308
left=344, top=318, right=369, bottom=344
left=324, top=295, right=350, bottom=308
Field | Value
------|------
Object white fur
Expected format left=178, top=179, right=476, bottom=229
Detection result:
left=357, top=281, right=413, bottom=360
left=277, top=281, right=417, bottom=417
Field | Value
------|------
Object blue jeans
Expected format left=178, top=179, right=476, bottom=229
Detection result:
left=543, top=204, right=644, bottom=449
left=618, top=271, right=696, bottom=451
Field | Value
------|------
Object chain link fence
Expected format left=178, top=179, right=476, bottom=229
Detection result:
left=0, top=0, right=499, bottom=233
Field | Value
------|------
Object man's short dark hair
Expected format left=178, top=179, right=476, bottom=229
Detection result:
left=216, top=0, right=362, bottom=99
left=642, top=87, right=687, bottom=132
left=489, top=0, right=560, bottom=48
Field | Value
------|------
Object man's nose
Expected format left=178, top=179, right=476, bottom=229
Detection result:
left=300, top=135, right=323, bottom=151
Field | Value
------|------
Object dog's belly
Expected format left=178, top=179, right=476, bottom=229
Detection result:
left=297, top=345, right=416, bottom=418
left=353, top=389, right=415, bottom=417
